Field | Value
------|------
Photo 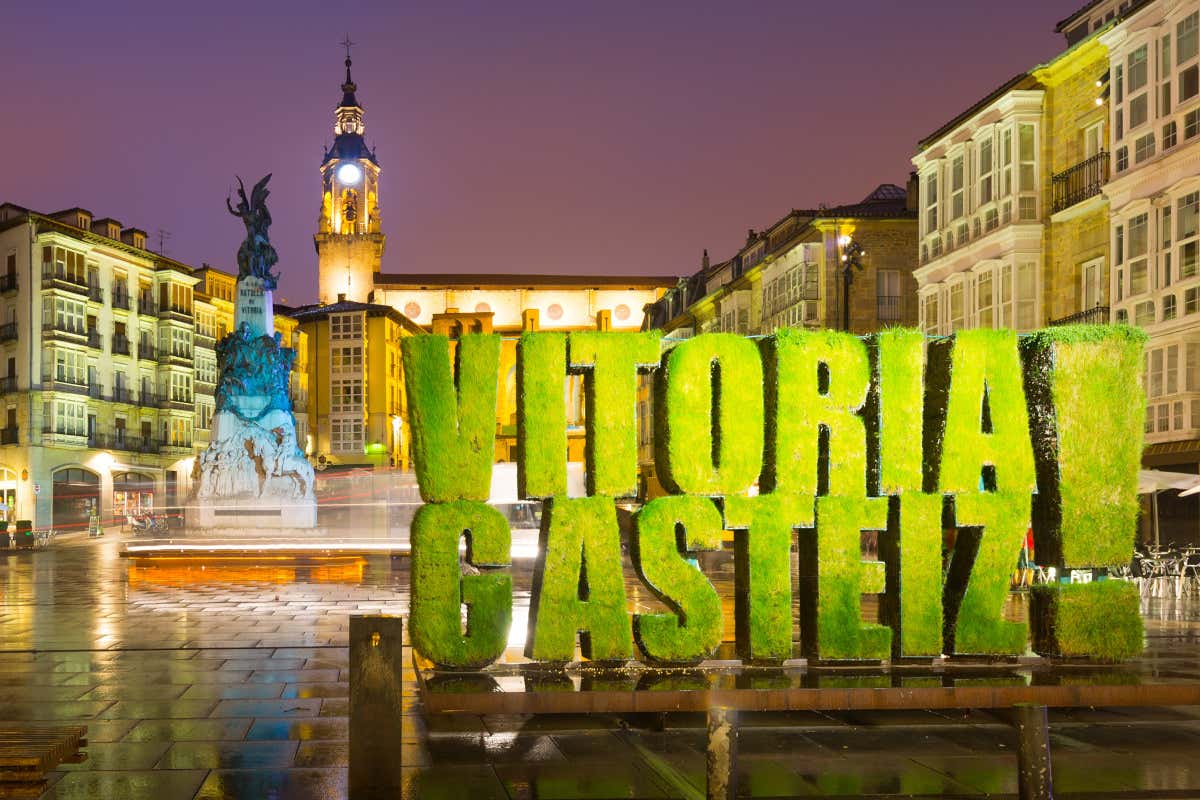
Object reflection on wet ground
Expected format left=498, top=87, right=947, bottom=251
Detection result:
left=3, top=533, right=1200, bottom=798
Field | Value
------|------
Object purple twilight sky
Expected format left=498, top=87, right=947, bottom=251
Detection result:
left=4, top=0, right=1073, bottom=304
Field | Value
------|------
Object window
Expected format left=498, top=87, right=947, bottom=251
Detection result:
left=1018, top=124, right=1036, bottom=192
left=43, top=296, right=85, bottom=333
left=978, top=269, right=994, bottom=328
left=949, top=283, right=964, bottom=331
left=923, top=171, right=938, bottom=234
left=330, top=312, right=363, bottom=340
left=1001, top=129, right=1013, bottom=197
left=49, top=349, right=85, bottom=385
left=876, top=270, right=901, bottom=322
left=1085, top=123, right=1104, bottom=158
left=1016, top=262, right=1037, bottom=330
left=166, top=372, right=192, bottom=403
left=1164, top=205, right=1174, bottom=285
left=1116, top=146, right=1129, bottom=172
left=1187, top=286, right=1199, bottom=314
left=978, top=136, right=993, bottom=204
left=1169, top=345, right=1180, bottom=393
left=1165, top=295, right=1178, bottom=320
left=167, top=417, right=192, bottom=447
left=1179, top=192, right=1200, bottom=279
left=921, top=293, right=939, bottom=334
left=51, top=401, right=85, bottom=436
left=331, top=345, right=363, bottom=372
left=1135, top=132, right=1156, bottom=162
left=1130, top=94, right=1149, bottom=129
left=1129, top=46, right=1148, bottom=93
left=1179, top=12, right=1199, bottom=65
left=1082, top=258, right=1104, bottom=310
left=331, top=416, right=364, bottom=453
left=1182, top=66, right=1200, bottom=103
left=1165, top=121, right=1178, bottom=149
left=999, top=264, right=1014, bottom=328
left=950, top=156, right=965, bottom=220
left=1135, top=300, right=1156, bottom=326
left=331, top=378, right=363, bottom=412
left=1130, top=260, right=1149, bottom=294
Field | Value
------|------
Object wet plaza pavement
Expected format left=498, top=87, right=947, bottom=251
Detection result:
left=4, top=533, right=1200, bottom=798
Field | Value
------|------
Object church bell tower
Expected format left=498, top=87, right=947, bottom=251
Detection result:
left=315, top=43, right=385, bottom=304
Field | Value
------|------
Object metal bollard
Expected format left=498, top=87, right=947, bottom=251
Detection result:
left=349, top=615, right=405, bottom=800
left=1014, top=703, right=1054, bottom=800
left=706, top=706, right=739, bottom=800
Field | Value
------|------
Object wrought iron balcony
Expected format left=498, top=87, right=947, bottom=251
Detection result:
left=0, top=323, right=17, bottom=344
left=137, top=297, right=157, bottom=315
left=0, top=274, right=17, bottom=294
left=112, top=386, right=133, bottom=404
left=87, top=331, right=102, bottom=349
left=1050, top=306, right=1111, bottom=326
left=0, top=428, right=17, bottom=445
left=112, top=335, right=130, bottom=356
left=137, top=343, right=157, bottom=361
left=87, top=284, right=103, bottom=303
left=136, top=392, right=160, bottom=408
left=877, top=295, right=905, bottom=323
left=0, top=376, right=16, bottom=394
left=112, top=291, right=131, bottom=311
left=1051, top=151, right=1109, bottom=214
left=87, top=384, right=104, bottom=399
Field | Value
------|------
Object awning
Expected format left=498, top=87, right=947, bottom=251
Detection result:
left=1138, top=469, right=1200, bottom=494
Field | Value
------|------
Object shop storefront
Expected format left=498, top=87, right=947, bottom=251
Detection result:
left=52, top=468, right=99, bottom=531
left=0, top=467, right=18, bottom=523
left=113, top=472, right=155, bottom=521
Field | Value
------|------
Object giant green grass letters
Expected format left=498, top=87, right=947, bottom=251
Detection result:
left=407, top=327, right=1146, bottom=668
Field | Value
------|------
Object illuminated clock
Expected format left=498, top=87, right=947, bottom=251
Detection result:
left=337, top=162, right=362, bottom=184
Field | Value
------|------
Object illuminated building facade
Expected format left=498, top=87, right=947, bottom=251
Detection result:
left=0, top=204, right=308, bottom=529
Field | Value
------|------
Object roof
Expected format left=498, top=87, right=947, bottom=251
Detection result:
left=373, top=272, right=679, bottom=289
left=916, top=72, right=1038, bottom=151
left=1055, top=0, right=1107, bottom=31
left=286, top=299, right=426, bottom=335
left=324, top=133, right=378, bottom=165
left=812, top=184, right=915, bottom=219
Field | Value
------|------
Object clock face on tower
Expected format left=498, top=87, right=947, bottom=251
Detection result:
left=337, top=162, right=362, bottom=185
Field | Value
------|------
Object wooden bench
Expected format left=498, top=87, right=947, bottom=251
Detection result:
left=347, top=616, right=1200, bottom=800
left=0, top=725, right=87, bottom=799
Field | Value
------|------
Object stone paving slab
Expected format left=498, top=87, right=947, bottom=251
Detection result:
left=4, top=536, right=1200, bottom=798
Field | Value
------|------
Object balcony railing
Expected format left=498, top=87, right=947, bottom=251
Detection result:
left=136, top=392, right=160, bottom=408
left=160, top=440, right=194, bottom=453
left=0, top=323, right=17, bottom=344
left=158, top=303, right=193, bottom=320
left=137, top=297, right=157, bottom=315
left=87, top=284, right=103, bottom=303
left=41, top=426, right=86, bottom=442
left=196, top=380, right=216, bottom=396
left=112, top=291, right=131, bottom=311
left=90, top=433, right=160, bottom=453
left=1052, top=151, right=1109, bottom=214
left=87, top=384, right=104, bottom=399
left=877, top=295, right=905, bottom=323
left=112, top=335, right=130, bottom=356
left=42, top=322, right=87, bottom=340
left=41, top=266, right=88, bottom=294
left=159, top=395, right=194, bottom=411
left=194, top=333, right=216, bottom=350
left=0, top=376, right=15, bottom=394
left=159, top=348, right=194, bottom=364
left=0, top=428, right=17, bottom=445
left=87, top=331, right=102, bottom=349
left=137, top=343, right=157, bottom=361
left=1049, top=305, right=1111, bottom=326
left=41, top=376, right=88, bottom=395
left=0, top=274, right=17, bottom=294
left=112, top=386, right=133, bottom=404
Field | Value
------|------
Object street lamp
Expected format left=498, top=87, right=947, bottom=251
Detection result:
left=839, top=233, right=865, bottom=331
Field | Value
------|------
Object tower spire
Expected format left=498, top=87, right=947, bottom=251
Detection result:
left=339, top=34, right=359, bottom=108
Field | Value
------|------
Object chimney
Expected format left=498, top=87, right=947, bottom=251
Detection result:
left=596, top=309, right=612, bottom=331
left=337, top=293, right=346, bottom=303
left=906, top=171, right=920, bottom=213
left=701, top=249, right=710, bottom=270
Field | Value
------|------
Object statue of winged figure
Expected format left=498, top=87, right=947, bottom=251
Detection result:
left=226, top=174, right=280, bottom=289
